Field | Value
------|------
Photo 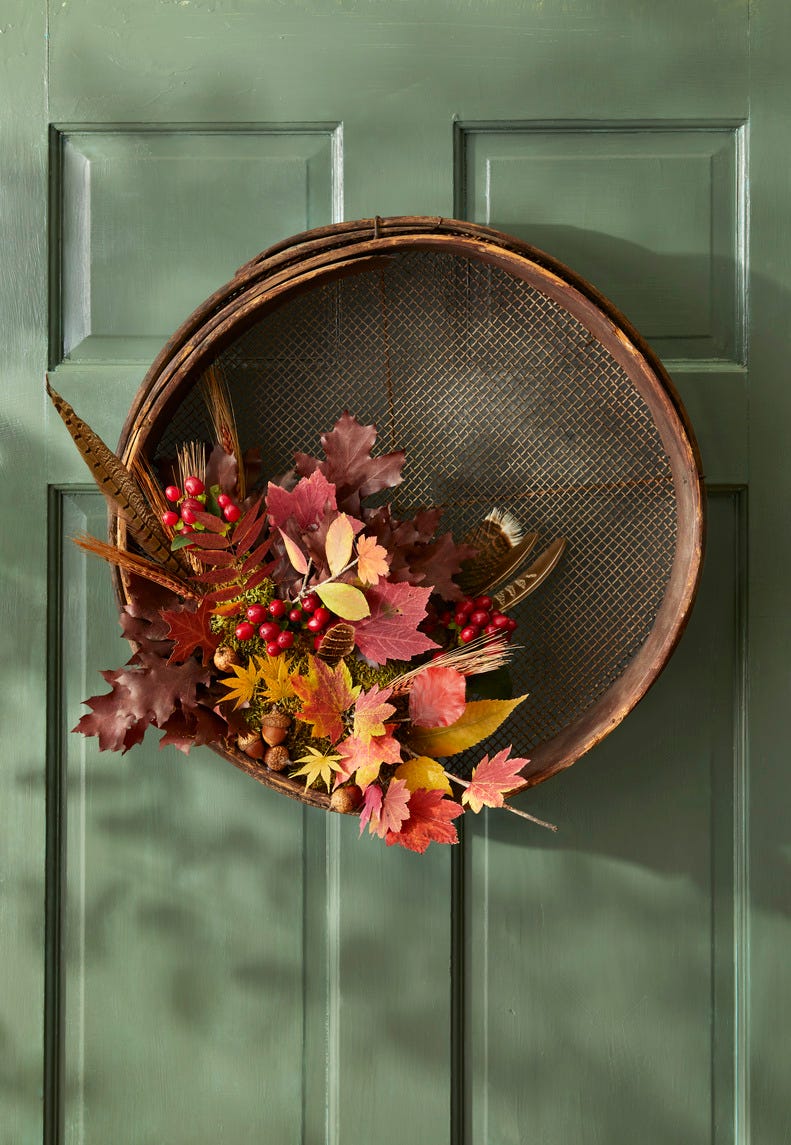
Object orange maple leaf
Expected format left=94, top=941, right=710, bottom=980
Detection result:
left=335, top=726, right=402, bottom=790
left=356, top=533, right=390, bottom=585
left=290, top=656, right=360, bottom=744
left=353, top=684, right=396, bottom=744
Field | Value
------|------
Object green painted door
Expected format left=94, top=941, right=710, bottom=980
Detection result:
left=3, top=2, right=789, bottom=1142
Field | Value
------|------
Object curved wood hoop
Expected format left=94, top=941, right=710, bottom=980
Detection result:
left=113, top=216, right=705, bottom=809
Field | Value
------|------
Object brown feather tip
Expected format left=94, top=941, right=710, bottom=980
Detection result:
left=483, top=508, right=524, bottom=547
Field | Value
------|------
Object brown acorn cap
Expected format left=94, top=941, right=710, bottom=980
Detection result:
left=264, top=745, right=290, bottom=772
left=237, top=730, right=265, bottom=759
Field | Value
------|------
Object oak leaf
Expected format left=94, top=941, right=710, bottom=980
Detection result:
left=290, top=656, right=360, bottom=743
left=352, top=580, right=438, bottom=664
left=158, top=706, right=226, bottom=754
left=386, top=788, right=463, bottom=853
left=408, top=695, right=526, bottom=758
left=73, top=675, right=148, bottom=753
left=408, top=666, right=466, bottom=728
left=462, top=747, right=530, bottom=813
left=296, top=412, right=405, bottom=513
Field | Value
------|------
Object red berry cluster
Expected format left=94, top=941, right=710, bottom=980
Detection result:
left=234, top=592, right=336, bottom=656
left=161, top=475, right=241, bottom=534
left=439, top=595, right=517, bottom=645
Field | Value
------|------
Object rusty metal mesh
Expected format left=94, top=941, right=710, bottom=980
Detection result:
left=156, top=250, right=677, bottom=779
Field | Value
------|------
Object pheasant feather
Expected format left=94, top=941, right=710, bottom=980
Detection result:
left=73, top=534, right=201, bottom=600
left=492, top=538, right=567, bottom=612
left=459, top=509, right=538, bottom=595
left=202, top=365, right=245, bottom=499
left=47, top=381, right=185, bottom=575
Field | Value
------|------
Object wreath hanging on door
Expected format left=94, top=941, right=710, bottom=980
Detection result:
left=49, top=216, right=704, bottom=852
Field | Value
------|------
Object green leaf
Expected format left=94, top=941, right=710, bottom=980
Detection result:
left=171, top=533, right=196, bottom=551
left=316, top=581, right=370, bottom=620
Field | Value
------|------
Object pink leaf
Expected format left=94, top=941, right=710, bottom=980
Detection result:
left=353, top=580, right=439, bottom=665
left=266, top=470, right=337, bottom=531
left=359, top=784, right=382, bottom=835
left=279, top=528, right=309, bottom=574
left=408, top=667, right=467, bottom=728
left=296, top=412, right=405, bottom=513
left=462, top=747, right=530, bottom=813
left=386, top=788, right=464, bottom=853
left=369, top=779, right=411, bottom=839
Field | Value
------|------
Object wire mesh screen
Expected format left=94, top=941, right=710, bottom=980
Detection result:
left=155, top=249, right=677, bottom=779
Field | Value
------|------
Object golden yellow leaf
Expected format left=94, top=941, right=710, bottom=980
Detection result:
left=220, top=657, right=265, bottom=709
left=258, top=654, right=295, bottom=704
left=395, top=756, right=452, bottom=795
left=315, top=581, right=370, bottom=620
left=408, top=696, right=527, bottom=758
left=292, top=745, right=342, bottom=789
left=325, top=513, right=355, bottom=577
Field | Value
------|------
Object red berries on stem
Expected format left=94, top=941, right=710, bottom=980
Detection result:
left=165, top=485, right=181, bottom=503
left=184, top=475, right=205, bottom=497
left=161, top=510, right=179, bottom=528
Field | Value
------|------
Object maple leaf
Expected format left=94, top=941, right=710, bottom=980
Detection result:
left=356, top=533, right=390, bottom=586
left=220, top=657, right=265, bottom=709
left=365, top=778, right=411, bottom=840
left=266, top=469, right=337, bottom=530
left=258, top=654, right=295, bottom=704
left=353, top=580, right=438, bottom=665
left=290, top=656, right=360, bottom=743
left=335, top=727, right=402, bottom=789
left=409, top=695, right=527, bottom=758
left=161, top=597, right=221, bottom=667
left=462, top=747, right=530, bottom=813
left=291, top=746, right=343, bottom=790
left=359, top=784, right=382, bottom=835
left=353, top=684, right=396, bottom=743
left=408, top=666, right=467, bottom=728
left=296, top=412, right=405, bottom=514
left=386, top=788, right=464, bottom=853
left=394, top=756, right=452, bottom=796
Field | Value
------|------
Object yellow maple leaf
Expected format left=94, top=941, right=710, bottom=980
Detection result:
left=395, top=756, right=452, bottom=795
left=258, top=654, right=295, bottom=704
left=408, top=696, right=527, bottom=758
left=353, top=684, right=396, bottom=744
left=292, top=746, right=342, bottom=789
left=220, top=657, right=265, bottom=709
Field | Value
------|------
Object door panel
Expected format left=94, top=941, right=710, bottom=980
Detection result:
left=4, top=0, right=789, bottom=1142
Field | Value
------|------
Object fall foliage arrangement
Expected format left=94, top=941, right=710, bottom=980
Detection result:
left=48, top=373, right=563, bottom=852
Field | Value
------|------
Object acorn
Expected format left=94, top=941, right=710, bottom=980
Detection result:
left=214, top=645, right=241, bottom=673
left=330, top=784, right=363, bottom=814
left=261, top=710, right=291, bottom=746
left=237, top=730, right=265, bottom=759
left=264, top=745, right=290, bottom=772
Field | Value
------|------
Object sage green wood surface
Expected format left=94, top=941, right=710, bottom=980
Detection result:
left=3, top=0, right=789, bottom=1142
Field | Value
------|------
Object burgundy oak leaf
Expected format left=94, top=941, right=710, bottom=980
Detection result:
left=73, top=675, right=149, bottom=753
left=159, top=706, right=227, bottom=754
left=296, top=413, right=404, bottom=513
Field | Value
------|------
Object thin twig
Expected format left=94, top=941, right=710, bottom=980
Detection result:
left=443, top=770, right=557, bottom=832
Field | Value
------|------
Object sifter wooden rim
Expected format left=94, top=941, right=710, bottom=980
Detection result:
left=113, top=216, right=705, bottom=808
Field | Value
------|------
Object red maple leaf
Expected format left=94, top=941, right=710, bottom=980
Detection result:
left=352, top=580, right=438, bottom=665
left=462, top=747, right=530, bottom=813
left=363, top=778, right=411, bottom=839
left=296, top=413, right=405, bottom=513
left=161, top=598, right=221, bottom=666
left=408, top=667, right=466, bottom=728
left=266, top=469, right=337, bottom=530
left=386, top=787, right=464, bottom=853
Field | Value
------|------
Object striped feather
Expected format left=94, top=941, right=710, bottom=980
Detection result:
left=73, top=534, right=201, bottom=599
left=47, top=380, right=184, bottom=574
left=492, top=538, right=567, bottom=612
left=202, top=365, right=245, bottom=499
